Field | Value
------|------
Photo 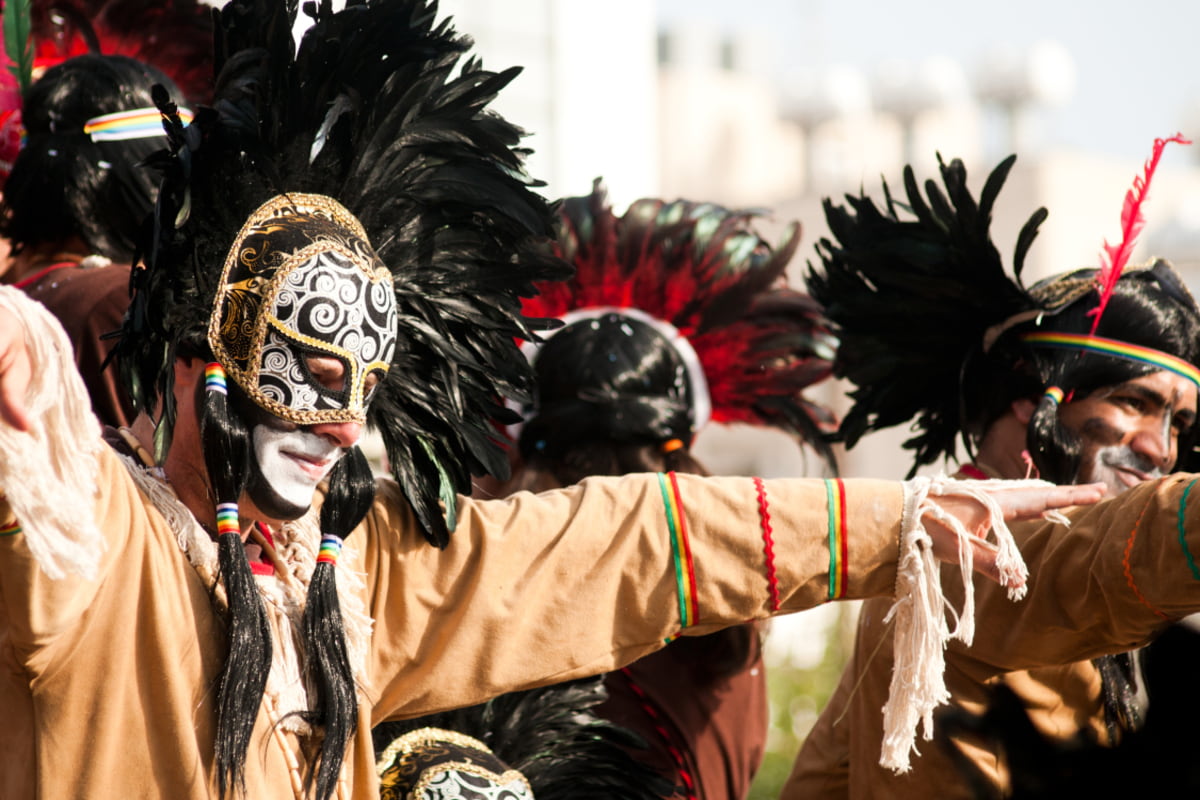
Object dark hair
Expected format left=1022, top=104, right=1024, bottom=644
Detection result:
left=1, top=54, right=181, bottom=261
left=199, top=373, right=271, bottom=799
left=517, top=313, right=700, bottom=479
left=302, top=446, right=376, bottom=800
left=515, top=312, right=754, bottom=681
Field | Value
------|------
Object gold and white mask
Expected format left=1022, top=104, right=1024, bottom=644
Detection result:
left=208, top=193, right=397, bottom=425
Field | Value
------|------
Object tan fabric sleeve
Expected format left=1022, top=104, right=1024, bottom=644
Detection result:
left=354, top=472, right=904, bottom=723
left=945, top=473, right=1200, bottom=679
left=776, top=474, right=1200, bottom=800
left=0, top=447, right=139, bottom=667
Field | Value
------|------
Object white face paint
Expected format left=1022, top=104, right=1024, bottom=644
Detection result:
left=1079, top=444, right=1164, bottom=497
left=251, top=424, right=344, bottom=510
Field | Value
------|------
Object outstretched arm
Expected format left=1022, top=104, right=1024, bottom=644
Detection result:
left=926, top=481, right=1105, bottom=586
left=359, top=472, right=1101, bottom=729
left=945, top=473, right=1200, bottom=676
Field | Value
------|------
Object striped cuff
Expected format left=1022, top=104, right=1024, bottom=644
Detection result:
left=658, top=472, right=698, bottom=639
left=825, top=479, right=848, bottom=600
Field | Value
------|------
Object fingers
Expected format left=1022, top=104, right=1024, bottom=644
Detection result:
left=968, top=538, right=1002, bottom=585
left=990, top=482, right=1106, bottom=521
left=923, top=480, right=1104, bottom=589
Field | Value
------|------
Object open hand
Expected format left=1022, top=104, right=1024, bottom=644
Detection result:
left=926, top=482, right=1106, bottom=585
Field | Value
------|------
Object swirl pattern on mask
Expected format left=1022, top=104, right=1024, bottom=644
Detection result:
left=258, top=250, right=398, bottom=414
left=208, top=194, right=399, bottom=425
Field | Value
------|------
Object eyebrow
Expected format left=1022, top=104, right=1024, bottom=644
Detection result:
left=1118, top=381, right=1198, bottom=427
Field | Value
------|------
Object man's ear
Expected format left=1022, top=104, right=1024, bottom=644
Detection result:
left=1012, top=397, right=1037, bottom=425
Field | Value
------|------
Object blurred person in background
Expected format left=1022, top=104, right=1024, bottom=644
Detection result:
left=0, top=0, right=212, bottom=428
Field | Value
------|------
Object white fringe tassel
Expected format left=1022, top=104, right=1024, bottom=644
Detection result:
left=878, top=474, right=1057, bottom=773
left=0, top=288, right=103, bottom=579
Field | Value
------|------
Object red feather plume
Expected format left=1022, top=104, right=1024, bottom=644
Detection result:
left=1, top=0, right=214, bottom=106
left=524, top=179, right=838, bottom=463
left=1091, top=133, right=1190, bottom=333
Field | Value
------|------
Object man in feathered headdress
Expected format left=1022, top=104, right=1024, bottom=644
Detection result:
left=787, top=144, right=1200, bottom=799
left=0, top=2, right=1100, bottom=799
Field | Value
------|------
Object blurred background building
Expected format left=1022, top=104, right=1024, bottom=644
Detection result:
left=353, top=0, right=1200, bottom=794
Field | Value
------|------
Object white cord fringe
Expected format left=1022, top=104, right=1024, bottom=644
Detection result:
left=878, top=474, right=1055, bottom=773
left=0, top=288, right=103, bottom=579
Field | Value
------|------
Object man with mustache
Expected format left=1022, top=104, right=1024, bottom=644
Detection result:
left=0, top=3, right=1095, bottom=799
left=786, top=152, right=1200, bottom=799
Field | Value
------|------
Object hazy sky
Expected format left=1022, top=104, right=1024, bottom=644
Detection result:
left=658, top=0, right=1200, bottom=161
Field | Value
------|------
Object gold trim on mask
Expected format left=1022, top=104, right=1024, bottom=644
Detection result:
left=207, top=193, right=396, bottom=426
left=376, top=728, right=532, bottom=800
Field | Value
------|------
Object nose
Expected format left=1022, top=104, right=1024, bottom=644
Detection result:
left=1128, top=421, right=1174, bottom=470
left=309, top=420, right=363, bottom=449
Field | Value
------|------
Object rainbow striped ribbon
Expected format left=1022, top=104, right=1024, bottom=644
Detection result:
left=215, top=502, right=241, bottom=537
left=317, top=534, right=344, bottom=566
left=1177, top=479, right=1200, bottom=581
left=82, top=106, right=194, bottom=142
left=825, top=479, right=848, bottom=600
left=1021, top=331, right=1200, bottom=389
left=658, top=472, right=698, bottom=635
left=0, top=519, right=20, bottom=536
left=205, top=362, right=228, bottom=395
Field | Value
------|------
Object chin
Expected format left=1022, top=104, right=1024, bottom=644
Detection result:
left=245, top=474, right=313, bottom=522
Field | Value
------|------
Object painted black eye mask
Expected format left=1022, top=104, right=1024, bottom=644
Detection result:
left=209, top=193, right=398, bottom=425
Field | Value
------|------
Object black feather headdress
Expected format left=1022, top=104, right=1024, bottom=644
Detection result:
left=807, top=154, right=1046, bottom=474
left=116, top=0, right=569, bottom=547
left=810, top=149, right=1200, bottom=480
left=373, top=677, right=674, bottom=800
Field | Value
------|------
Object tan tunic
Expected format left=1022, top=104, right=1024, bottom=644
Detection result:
left=785, top=473, right=1200, bottom=800
left=0, top=448, right=907, bottom=799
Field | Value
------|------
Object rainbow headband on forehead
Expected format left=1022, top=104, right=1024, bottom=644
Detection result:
left=1021, top=331, right=1200, bottom=390
left=82, top=106, right=194, bottom=142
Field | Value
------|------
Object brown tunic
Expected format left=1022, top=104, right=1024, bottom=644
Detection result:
left=17, top=261, right=134, bottom=429
left=0, top=448, right=907, bottom=799
left=598, top=627, right=769, bottom=800
left=785, top=474, right=1200, bottom=800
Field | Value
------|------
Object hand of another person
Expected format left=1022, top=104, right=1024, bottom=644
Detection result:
left=0, top=312, right=32, bottom=432
left=925, top=481, right=1106, bottom=586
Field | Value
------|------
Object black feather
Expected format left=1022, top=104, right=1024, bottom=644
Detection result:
left=114, top=0, right=570, bottom=546
left=373, top=677, right=674, bottom=800
left=807, top=154, right=1045, bottom=473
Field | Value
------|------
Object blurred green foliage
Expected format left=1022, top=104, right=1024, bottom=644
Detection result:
left=747, top=603, right=858, bottom=800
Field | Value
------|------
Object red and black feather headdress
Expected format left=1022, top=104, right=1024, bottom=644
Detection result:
left=523, top=179, right=838, bottom=466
